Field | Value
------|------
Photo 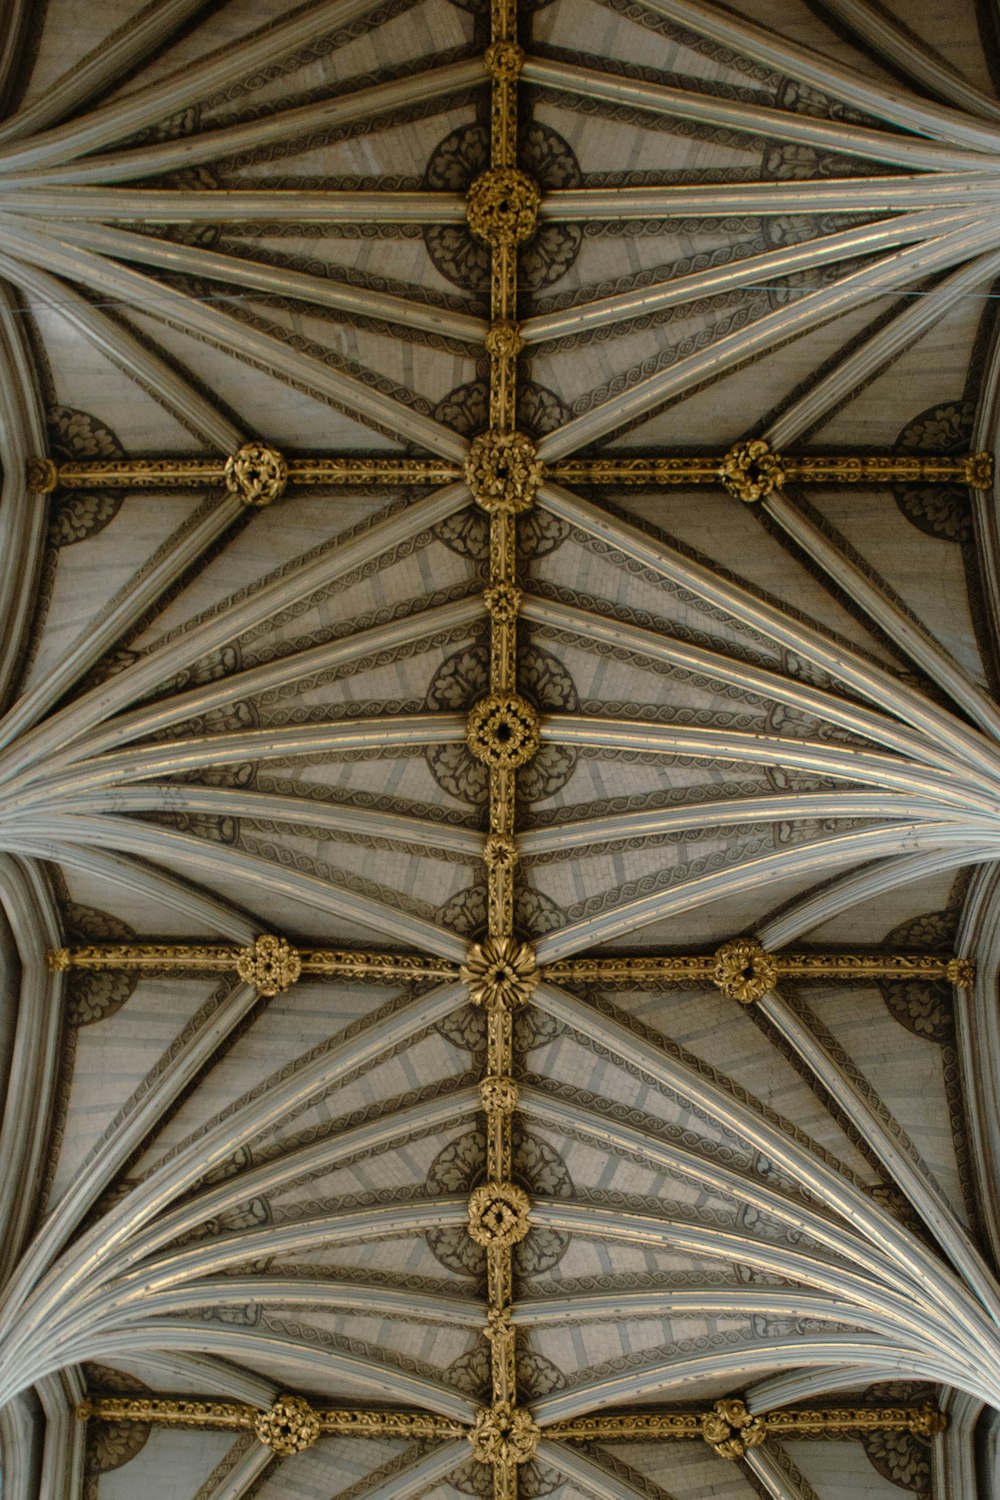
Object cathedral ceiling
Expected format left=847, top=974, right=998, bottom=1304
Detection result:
left=1, top=1, right=1000, bottom=1498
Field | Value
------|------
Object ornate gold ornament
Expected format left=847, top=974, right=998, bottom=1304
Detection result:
left=468, top=1181, right=531, bottom=1246
left=485, top=832, right=518, bottom=938
left=719, top=439, right=786, bottom=503
left=465, top=430, right=543, bottom=513
left=484, top=833, right=519, bottom=870
left=484, top=1308, right=518, bottom=1404
left=484, top=41, right=525, bottom=80
left=486, top=25, right=520, bottom=176
left=461, top=936, right=538, bottom=1008
left=301, top=948, right=458, bottom=982
left=79, top=1391, right=946, bottom=1477
left=26, top=457, right=58, bottom=492
left=484, top=584, right=523, bottom=622
left=47, top=942, right=245, bottom=975
left=467, top=693, right=540, bottom=768
left=784, top=451, right=994, bottom=490
left=470, top=1402, right=540, bottom=1465
left=548, top=449, right=994, bottom=493
left=253, top=1394, right=321, bottom=1455
left=47, top=457, right=228, bottom=490
left=485, top=1307, right=515, bottom=1338
left=41, top=444, right=986, bottom=501
left=318, top=1410, right=466, bottom=1437
left=80, top=1390, right=946, bottom=1453
left=466, top=168, right=540, bottom=246
left=481, top=1074, right=519, bottom=1112
left=548, top=456, right=720, bottom=487
left=772, top=951, right=977, bottom=986
left=701, top=1398, right=767, bottom=1460
left=545, top=1401, right=947, bottom=1446
left=544, top=954, right=712, bottom=986
left=712, top=938, right=778, bottom=1003
left=48, top=939, right=972, bottom=994
left=51, top=455, right=460, bottom=490
left=947, top=957, right=976, bottom=986
left=79, top=1394, right=465, bottom=1441
left=77, top=1396, right=249, bottom=1432
left=223, top=442, right=289, bottom=506
left=544, top=1412, right=702, bottom=1441
left=489, top=763, right=517, bottom=835
left=485, top=323, right=524, bottom=358
left=283, top=456, right=463, bottom=487
left=964, top=450, right=994, bottom=489
left=909, top=1404, right=949, bottom=1438
left=764, top=1402, right=948, bottom=1439
left=489, top=604, right=518, bottom=695
left=235, top=934, right=303, bottom=996
left=46, top=941, right=457, bottom=983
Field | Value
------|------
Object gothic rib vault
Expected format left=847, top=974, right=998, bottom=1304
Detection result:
left=4, top=1, right=1000, bottom=1498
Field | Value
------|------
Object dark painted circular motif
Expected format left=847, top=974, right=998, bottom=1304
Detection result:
left=64, top=901, right=138, bottom=1025
left=47, top=406, right=125, bottom=547
left=424, top=122, right=582, bottom=290
left=425, top=641, right=579, bottom=806
left=877, top=909, right=956, bottom=1044
left=860, top=1381, right=935, bottom=1496
left=425, top=1124, right=572, bottom=1277
left=893, top=400, right=974, bottom=543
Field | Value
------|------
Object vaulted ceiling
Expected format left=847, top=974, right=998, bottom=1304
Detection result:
left=1, top=1, right=1000, bottom=1498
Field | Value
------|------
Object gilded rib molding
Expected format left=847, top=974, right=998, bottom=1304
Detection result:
left=49, top=934, right=970, bottom=1001
left=48, top=936, right=458, bottom=996
left=79, top=1390, right=946, bottom=1462
left=462, top=0, right=538, bottom=1487
left=30, top=437, right=992, bottom=506
left=547, top=939, right=975, bottom=1002
left=26, top=449, right=463, bottom=501
left=77, top=1395, right=468, bottom=1451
